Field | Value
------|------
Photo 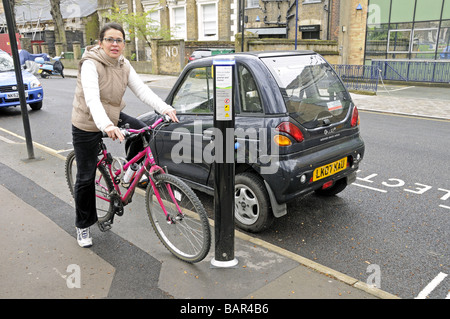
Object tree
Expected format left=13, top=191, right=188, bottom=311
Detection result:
left=49, top=0, right=67, bottom=45
left=104, top=3, right=171, bottom=49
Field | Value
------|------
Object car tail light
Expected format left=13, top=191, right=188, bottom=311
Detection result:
left=275, top=122, right=304, bottom=145
left=273, top=135, right=292, bottom=146
left=351, top=106, right=360, bottom=127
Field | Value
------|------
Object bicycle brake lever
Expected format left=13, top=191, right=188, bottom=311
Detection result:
left=163, top=114, right=172, bottom=123
left=120, top=129, right=130, bottom=137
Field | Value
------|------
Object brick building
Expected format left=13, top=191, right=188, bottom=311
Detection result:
left=112, top=0, right=368, bottom=64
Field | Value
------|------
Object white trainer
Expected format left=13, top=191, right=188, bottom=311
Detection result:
left=76, top=227, right=93, bottom=248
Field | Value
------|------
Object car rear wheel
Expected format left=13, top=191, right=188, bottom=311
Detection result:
left=234, top=172, right=273, bottom=233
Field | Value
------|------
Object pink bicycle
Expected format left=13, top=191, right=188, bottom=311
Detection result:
left=65, top=116, right=211, bottom=263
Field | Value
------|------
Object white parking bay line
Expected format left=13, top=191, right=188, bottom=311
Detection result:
left=352, top=183, right=388, bottom=193
left=389, top=86, right=415, bottom=92
left=439, top=204, right=450, bottom=210
left=415, top=272, right=448, bottom=299
left=0, top=135, right=20, bottom=144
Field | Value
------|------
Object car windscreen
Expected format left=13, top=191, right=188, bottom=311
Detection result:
left=261, top=55, right=351, bottom=129
left=0, top=54, right=15, bottom=72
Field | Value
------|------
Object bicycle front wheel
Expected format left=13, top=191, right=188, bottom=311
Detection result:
left=145, top=173, right=211, bottom=263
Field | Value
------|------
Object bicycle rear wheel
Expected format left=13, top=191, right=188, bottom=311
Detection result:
left=65, top=150, right=114, bottom=223
left=145, top=173, right=211, bottom=263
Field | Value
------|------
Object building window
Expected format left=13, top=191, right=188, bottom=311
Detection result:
left=366, top=0, right=450, bottom=61
left=199, top=3, right=218, bottom=40
left=390, top=0, right=415, bottom=23
left=246, top=0, right=259, bottom=8
left=303, top=0, right=322, bottom=3
left=299, top=25, right=321, bottom=40
left=387, top=29, right=411, bottom=53
left=171, top=6, right=186, bottom=40
left=414, top=0, right=443, bottom=22
left=437, top=20, right=450, bottom=59
left=302, top=31, right=320, bottom=39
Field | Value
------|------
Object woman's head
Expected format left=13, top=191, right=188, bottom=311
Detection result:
left=99, top=23, right=126, bottom=60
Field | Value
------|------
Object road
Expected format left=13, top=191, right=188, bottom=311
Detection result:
left=0, top=77, right=448, bottom=299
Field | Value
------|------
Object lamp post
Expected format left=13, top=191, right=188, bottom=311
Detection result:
left=240, top=0, right=245, bottom=52
left=2, top=0, right=35, bottom=160
left=295, top=0, right=299, bottom=50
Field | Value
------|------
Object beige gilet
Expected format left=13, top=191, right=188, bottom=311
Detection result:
left=71, top=46, right=130, bottom=132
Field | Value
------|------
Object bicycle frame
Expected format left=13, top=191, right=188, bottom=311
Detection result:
left=95, top=117, right=182, bottom=222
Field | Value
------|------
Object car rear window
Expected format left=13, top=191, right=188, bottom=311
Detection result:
left=261, top=55, right=351, bottom=129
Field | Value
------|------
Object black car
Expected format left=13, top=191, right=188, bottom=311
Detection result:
left=137, top=51, right=365, bottom=232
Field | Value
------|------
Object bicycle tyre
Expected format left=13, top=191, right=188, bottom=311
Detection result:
left=64, top=150, right=115, bottom=223
left=145, top=173, right=211, bottom=263
left=65, top=150, right=77, bottom=197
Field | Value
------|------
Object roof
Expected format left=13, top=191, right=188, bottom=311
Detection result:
left=188, top=50, right=318, bottom=66
left=3, top=0, right=98, bottom=24
left=241, top=50, right=317, bottom=58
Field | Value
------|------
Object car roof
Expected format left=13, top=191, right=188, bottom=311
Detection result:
left=238, top=50, right=316, bottom=58
left=188, top=50, right=317, bottom=64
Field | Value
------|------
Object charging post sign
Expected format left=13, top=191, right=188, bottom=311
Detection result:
left=211, top=59, right=238, bottom=268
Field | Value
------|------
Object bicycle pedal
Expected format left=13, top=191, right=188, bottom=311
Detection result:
left=98, top=221, right=112, bottom=232
left=137, top=181, right=148, bottom=189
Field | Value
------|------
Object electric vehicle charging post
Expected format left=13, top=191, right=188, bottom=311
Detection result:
left=210, top=58, right=238, bottom=268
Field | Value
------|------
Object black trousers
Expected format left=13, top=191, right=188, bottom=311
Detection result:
left=72, top=112, right=146, bottom=228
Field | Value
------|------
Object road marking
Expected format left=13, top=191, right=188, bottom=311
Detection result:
left=56, top=148, right=74, bottom=153
left=0, top=127, right=66, bottom=160
left=352, top=183, right=387, bottom=193
left=415, top=272, right=448, bottom=299
left=439, top=204, right=450, bottom=210
left=0, top=135, right=20, bottom=144
left=388, top=86, right=415, bottom=92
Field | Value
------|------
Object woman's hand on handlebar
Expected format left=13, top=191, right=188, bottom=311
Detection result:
left=163, top=108, right=179, bottom=123
left=104, top=125, right=125, bottom=142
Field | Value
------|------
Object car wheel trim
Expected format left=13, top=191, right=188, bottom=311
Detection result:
left=235, top=184, right=259, bottom=226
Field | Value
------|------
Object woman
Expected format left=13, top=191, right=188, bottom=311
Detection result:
left=71, top=22, right=178, bottom=248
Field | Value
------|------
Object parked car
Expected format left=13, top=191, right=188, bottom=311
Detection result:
left=188, top=48, right=235, bottom=62
left=136, top=51, right=365, bottom=232
left=0, top=51, right=44, bottom=110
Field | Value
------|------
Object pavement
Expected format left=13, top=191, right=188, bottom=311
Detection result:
left=1, top=67, right=448, bottom=301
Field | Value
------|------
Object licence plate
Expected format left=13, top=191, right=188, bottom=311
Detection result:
left=6, top=92, right=28, bottom=99
left=38, top=69, right=43, bottom=73
left=313, top=157, right=347, bottom=182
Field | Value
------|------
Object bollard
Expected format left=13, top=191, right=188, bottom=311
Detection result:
left=210, top=58, right=238, bottom=268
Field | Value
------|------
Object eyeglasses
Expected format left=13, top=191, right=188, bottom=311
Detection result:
left=103, top=37, right=124, bottom=44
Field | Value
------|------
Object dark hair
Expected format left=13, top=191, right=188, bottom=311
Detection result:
left=99, top=22, right=125, bottom=40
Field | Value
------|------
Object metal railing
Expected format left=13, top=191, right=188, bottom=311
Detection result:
left=332, top=64, right=380, bottom=92
left=372, top=59, right=450, bottom=83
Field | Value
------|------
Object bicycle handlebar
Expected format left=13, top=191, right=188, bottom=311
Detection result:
left=102, top=115, right=172, bottom=140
